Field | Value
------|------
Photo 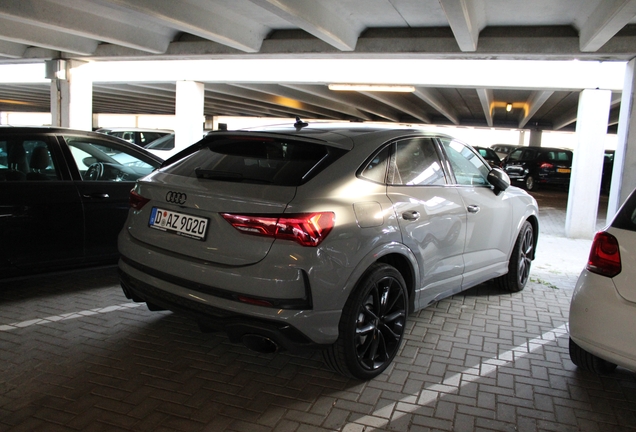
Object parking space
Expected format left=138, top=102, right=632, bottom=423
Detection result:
left=2, top=189, right=635, bottom=432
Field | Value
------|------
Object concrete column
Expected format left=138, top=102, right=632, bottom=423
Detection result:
left=528, top=129, right=542, bottom=147
left=49, top=60, right=92, bottom=130
left=565, top=89, right=612, bottom=238
left=518, top=130, right=526, bottom=146
left=175, top=81, right=204, bottom=152
left=607, top=58, right=636, bottom=220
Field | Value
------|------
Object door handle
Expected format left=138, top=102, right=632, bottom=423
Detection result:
left=402, top=211, right=420, bottom=221
left=467, top=205, right=480, bottom=213
left=83, top=193, right=110, bottom=199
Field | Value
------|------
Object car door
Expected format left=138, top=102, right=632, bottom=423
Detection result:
left=0, top=133, right=84, bottom=276
left=439, top=138, right=514, bottom=289
left=385, top=137, right=467, bottom=306
left=61, top=134, right=160, bottom=262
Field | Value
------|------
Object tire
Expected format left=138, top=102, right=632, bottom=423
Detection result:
left=569, top=338, right=617, bottom=374
left=524, top=175, right=536, bottom=191
left=323, top=263, right=408, bottom=380
left=496, top=221, right=533, bottom=292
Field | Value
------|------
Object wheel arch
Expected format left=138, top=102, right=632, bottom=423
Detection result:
left=525, top=214, right=539, bottom=260
left=376, top=253, right=417, bottom=314
left=343, top=243, right=420, bottom=315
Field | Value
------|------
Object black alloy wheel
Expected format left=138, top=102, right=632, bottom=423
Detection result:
left=323, top=263, right=408, bottom=380
left=496, top=221, right=534, bottom=292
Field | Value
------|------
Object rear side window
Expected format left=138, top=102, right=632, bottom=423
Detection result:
left=0, top=137, right=60, bottom=181
left=547, top=151, right=572, bottom=163
left=612, top=190, right=636, bottom=232
left=166, top=136, right=344, bottom=186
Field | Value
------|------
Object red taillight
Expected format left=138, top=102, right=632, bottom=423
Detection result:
left=129, top=189, right=150, bottom=210
left=539, top=162, right=554, bottom=169
left=587, top=231, right=621, bottom=277
left=221, top=212, right=335, bottom=247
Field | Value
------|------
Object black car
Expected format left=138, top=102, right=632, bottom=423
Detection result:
left=491, top=144, right=520, bottom=159
left=502, top=147, right=573, bottom=191
left=474, top=146, right=502, bottom=168
left=0, top=127, right=162, bottom=279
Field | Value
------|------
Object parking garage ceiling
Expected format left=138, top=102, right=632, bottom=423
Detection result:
left=1, top=0, right=636, bottom=131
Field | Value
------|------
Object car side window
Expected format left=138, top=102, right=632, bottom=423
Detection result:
left=64, top=136, right=156, bottom=181
left=0, top=138, right=60, bottom=181
left=507, top=149, right=523, bottom=161
left=360, top=145, right=390, bottom=183
left=440, top=138, right=490, bottom=186
left=388, top=138, right=446, bottom=186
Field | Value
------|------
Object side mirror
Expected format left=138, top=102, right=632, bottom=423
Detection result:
left=487, top=167, right=510, bottom=195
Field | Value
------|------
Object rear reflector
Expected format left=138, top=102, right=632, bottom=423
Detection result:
left=587, top=231, right=621, bottom=277
left=222, top=212, right=335, bottom=247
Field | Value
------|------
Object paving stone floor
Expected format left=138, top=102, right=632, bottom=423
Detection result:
left=2, top=189, right=635, bottom=432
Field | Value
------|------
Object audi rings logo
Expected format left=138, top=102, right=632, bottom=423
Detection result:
left=166, top=191, right=187, bottom=205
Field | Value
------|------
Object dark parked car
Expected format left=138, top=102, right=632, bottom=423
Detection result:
left=474, top=146, right=502, bottom=168
left=0, top=127, right=162, bottom=279
left=502, top=147, right=573, bottom=191
left=491, top=144, right=520, bottom=159
left=118, top=123, right=539, bottom=379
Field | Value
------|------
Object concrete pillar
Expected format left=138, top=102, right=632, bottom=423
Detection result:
left=528, top=129, right=542, bottom=147
left=175, top=81, right=204, bottom=152
left=565, top=89, right=612, bottom=239
left=518, top=130, right=526, bottom=146
left=49, top=60, right=92, bottom=130
left=608, top=58, right=636, bottom=220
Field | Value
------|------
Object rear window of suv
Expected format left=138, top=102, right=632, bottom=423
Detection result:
left=164, top=135, right=345, bottom=186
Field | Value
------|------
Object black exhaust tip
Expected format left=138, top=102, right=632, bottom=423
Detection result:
left=242, top=334, right=279, bottom=354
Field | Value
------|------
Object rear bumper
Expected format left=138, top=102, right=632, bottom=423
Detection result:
left=569, top=270, right=636, bottom=372
left=119, top=266, right=331, bottom=352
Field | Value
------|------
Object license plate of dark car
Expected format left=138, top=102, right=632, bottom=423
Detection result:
left=149, top=207, right=208, bottom=241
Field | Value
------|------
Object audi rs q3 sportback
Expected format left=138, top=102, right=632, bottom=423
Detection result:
left=118, top=123, right=539, bottom=379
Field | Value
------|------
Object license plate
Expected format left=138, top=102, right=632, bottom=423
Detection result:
left=557, top=168, right=571, bottom=173
left=149, top=207, right=208, bottom=241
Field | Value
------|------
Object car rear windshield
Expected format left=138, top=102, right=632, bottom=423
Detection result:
left=164, top=135, right=345, bottom=186
left=612, top=189, right=636, bottom=232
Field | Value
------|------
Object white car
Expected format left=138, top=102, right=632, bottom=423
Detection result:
left=569, top=188, right=636, bottom=373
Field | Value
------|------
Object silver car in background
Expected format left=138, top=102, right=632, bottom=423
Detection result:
left=118, top=122, right=539, bottom=379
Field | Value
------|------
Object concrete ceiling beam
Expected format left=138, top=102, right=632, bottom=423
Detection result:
left=0, top=0, right=169, bottom=54
left=438, top=0, right=484, bottom=51
left=413, top=87, right=460, bottom=124
left=579, top=0, right=636, bottom=52
left=519, top=91, right=554, bottom=129
left=248, top=0, right=360, bottom=51
left=0, top=17, right=98, bottom=56
left=476, top=88, right=494, bottom=127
